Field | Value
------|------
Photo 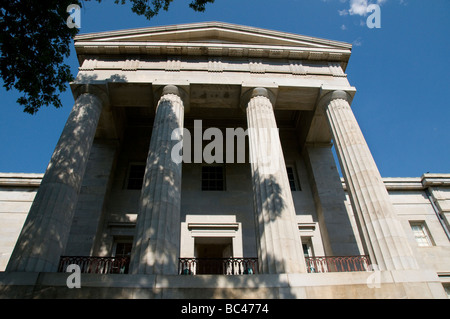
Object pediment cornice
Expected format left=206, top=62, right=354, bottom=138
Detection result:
left=74, top=22, right=352, bottom=67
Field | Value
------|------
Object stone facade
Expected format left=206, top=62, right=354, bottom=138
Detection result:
left=0, top=173, right=42, bottom=271
left=0, top=22, right=448, bottom=299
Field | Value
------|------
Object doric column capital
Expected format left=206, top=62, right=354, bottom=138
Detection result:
left=251, top=87, right=270, bottom=99
left=317, top=89, right=353, bottom=112
left=240, top=87, right=277, bottom=110
left=329, top=90, right=351, bottom=102
left=72, top=84, right=110, bottom=108
left=154, top=84, right=189, bottom=112
left=161, top=84, right=181, bottom=97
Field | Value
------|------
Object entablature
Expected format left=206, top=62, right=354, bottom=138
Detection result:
left=70, top=79, right=355, bottom=112
left=78, top=56, right=347, bottom=78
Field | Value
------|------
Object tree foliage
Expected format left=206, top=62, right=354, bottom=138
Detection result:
left=108, top=0, right=214, bottom=19
left=0, top=0, right=214, bottom=114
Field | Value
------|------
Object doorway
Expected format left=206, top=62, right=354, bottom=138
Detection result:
left=195, top=237, right=232, bottom=274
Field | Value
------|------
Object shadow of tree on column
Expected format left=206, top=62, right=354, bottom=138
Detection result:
left=129, top=91, right=184, bottom=275
left=7, top=89, right=102, bottom=272
left=251, top=167, right=307, bottom=275
left=6, top=74, right=127, bottom=273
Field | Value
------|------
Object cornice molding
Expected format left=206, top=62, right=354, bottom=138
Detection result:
left=74, top=22, right=352, bottom=69
left=74, top=21, right=352, bottom=49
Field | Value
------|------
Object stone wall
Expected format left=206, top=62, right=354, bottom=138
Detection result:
left=0, top=270, right=446, bottom=299
left=0, top=173, right=41, bottom=271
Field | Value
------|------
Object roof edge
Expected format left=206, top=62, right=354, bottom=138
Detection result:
left=74, top=21, right=352, bottom=50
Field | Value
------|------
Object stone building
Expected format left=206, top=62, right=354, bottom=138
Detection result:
left=0, top=22, right=449, bottom=298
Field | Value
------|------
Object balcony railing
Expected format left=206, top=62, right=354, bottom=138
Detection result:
left=305, top=255, right=371, bottom=273
left=179, top=258, right=258, bottom=275
left=58, top=256, right=130, bottom=274
left=58, top=255, right=369, bottom=275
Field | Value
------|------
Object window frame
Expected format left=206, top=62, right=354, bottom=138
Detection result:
left=409, top=221, right=434, bottom=247
left=201, top=164, right=226, bottom=191
left=301, top=237, right=314, bottom=258
left=286, top=166, right=300, bottom=191
left=112, top=238, right=133, bottom=258
left=125, top=162, right=146, bottom=190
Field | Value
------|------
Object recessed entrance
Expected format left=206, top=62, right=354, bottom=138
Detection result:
left=195, top=237, right=232, bottom=274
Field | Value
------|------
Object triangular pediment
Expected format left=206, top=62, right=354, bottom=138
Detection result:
left=74, top=22, right=352, bottom=66
left=75, top=21, right=351, bottom=50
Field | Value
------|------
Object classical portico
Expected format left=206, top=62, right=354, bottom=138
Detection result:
left=2, top=22, right=446, bottom=299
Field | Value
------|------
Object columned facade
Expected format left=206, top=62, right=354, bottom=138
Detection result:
left=1, top=23, right=448, bottom=299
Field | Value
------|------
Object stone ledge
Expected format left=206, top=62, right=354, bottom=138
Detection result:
left=0, top=269, right=446, bottom=299
left=0, top=173, right=43, bottom=187
left=155, top=274, right=290, bottom=289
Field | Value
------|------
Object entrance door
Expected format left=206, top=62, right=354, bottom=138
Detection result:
left=195, top=237, right=232, bottom=274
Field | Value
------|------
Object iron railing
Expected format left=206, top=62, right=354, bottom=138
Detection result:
left=304, top=255, right=371, bottom=273
left=58, top=255, right=369, bottom=275
left=179, top=258, right=258, bottom=275
left=58, top=256, right=130, bottom=274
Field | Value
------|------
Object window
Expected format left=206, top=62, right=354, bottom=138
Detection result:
left=302, top=237, right=316, bottom=273
left=126, top=164, right=145, bottom=190
left=286, top=166, right=300, bottom=191
left=202, top=165, right=225, bottom=191
left=410, top=221, right=434, bottom=247
left=302, top=237, right=314, bottom=258
left=113, top=242, right=133, bottom=258
left=112, top=239, right=133, bottom=274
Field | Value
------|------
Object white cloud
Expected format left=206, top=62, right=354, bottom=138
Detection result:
left=349, top=0, right=369, bottom=16
left=348, top=0, right=386, bottom=16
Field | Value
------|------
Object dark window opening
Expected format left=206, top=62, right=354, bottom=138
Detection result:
left=112, top=239, right=133, bottom=274
left=114, top=242, right=133, bottom=258
left=127, top=164, right=145, bottom=190
left=287, top=166, right=300, bottom=191
left=202, top=165, right=225, bottom=191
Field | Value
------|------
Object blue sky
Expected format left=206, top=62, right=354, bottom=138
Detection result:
left=0, top=0, right=449, bottom=177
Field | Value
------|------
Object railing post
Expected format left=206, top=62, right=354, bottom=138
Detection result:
left=302, top=255, right=371, bottom=273
left=58, top=256, right=131, bottom=274
left=177, top=258, right=259, bottom=275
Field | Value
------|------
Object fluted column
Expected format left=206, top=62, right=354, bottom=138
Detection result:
left=323, top=90, right=419, bottom=270
left=6, top=89, right=106, bottom=272
left=129, top=85, right=184, bottom=275
left=246, top=88, right=306, bottom=274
